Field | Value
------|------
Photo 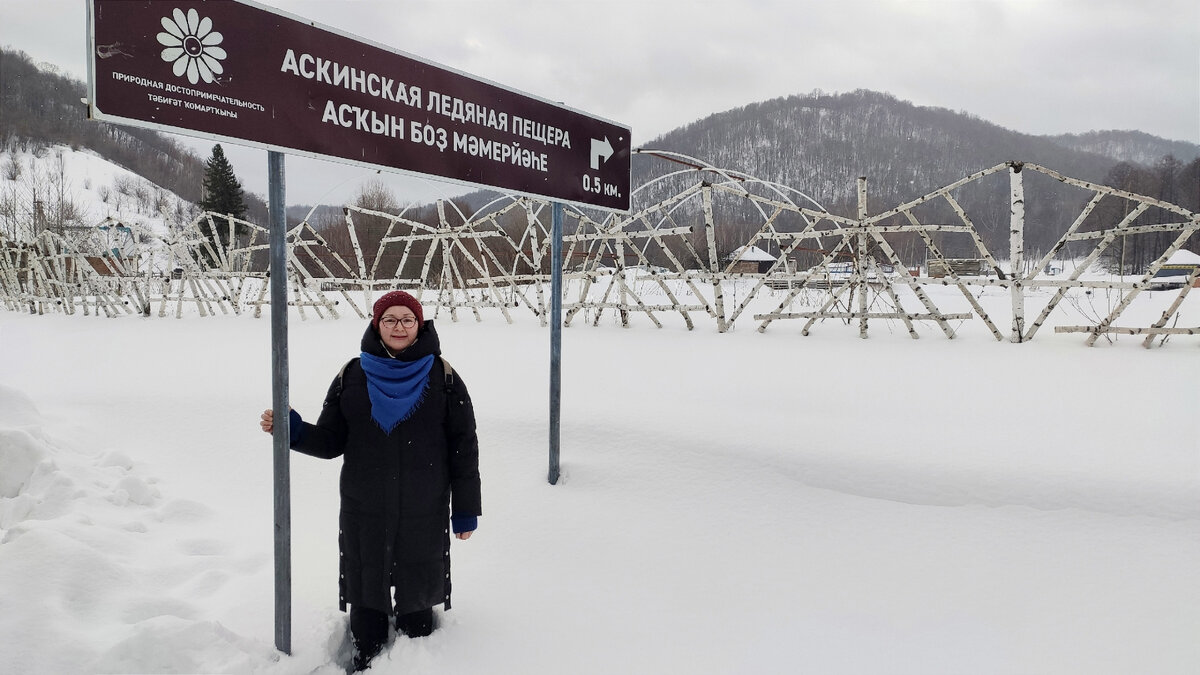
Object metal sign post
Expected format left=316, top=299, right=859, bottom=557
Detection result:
left=267, top=151, right=291, bottom=655
left=548, top=202, right=564, bottom=484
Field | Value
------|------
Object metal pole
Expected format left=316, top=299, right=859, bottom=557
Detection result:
left=267, top=151, right=292, bottom=654
left=548, top=201, right=563, bottom=485
left=1009, top=162, right=1026, bottom=343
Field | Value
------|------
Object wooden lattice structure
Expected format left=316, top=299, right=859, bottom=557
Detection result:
left=2, top=157, right=1197, bottom=347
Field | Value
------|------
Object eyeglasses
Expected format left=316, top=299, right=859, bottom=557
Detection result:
left=380, top=316, right=418, bottom=329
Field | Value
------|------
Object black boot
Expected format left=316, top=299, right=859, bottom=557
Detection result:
left=395, top=607, right=435, bottom=638
left=349, top=605, right=389, bottom=671
left=350, top=648, right=379, bottom=673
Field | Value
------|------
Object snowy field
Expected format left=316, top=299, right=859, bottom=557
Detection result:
left=1, top=282, right=1197, bottom=674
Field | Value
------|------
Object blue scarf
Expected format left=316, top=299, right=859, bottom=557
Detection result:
left=358, top=352, right=435, bottom=433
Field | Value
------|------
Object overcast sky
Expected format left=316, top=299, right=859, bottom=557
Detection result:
left=4, top=0, right=1198, bottom=206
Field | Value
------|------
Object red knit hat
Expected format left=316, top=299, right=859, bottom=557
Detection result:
left=372, top=290, right=424, bottom=330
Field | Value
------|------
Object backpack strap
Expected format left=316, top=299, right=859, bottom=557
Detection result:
left=339, top=357, right=357, bottom=381
left=331, top=357, right=358, bottom=400
left=440, top=356, right=454, bottom=393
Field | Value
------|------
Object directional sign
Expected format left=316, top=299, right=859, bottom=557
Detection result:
left=86, top=0, right=632, bottom=211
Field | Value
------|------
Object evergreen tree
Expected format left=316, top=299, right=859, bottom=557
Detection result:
left=198, top=144, right=247, bottom=264
left=199, top=144, right=246, bottom=218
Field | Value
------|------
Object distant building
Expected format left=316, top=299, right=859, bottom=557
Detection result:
left=1148, top=249, right=1200, bottom=289
left=726, top=245, right=776, bottom=273
left=927, top=258, right=990, bottom=278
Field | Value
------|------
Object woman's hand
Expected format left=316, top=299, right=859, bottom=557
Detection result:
left=260, top=408, right=275, bottom=433
left=455, top=531, right=473, bottom=541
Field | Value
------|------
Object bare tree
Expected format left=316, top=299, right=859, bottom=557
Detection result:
left=352, top=180, right=407, bottom=278
left=0, top=184, right=18, bottom=238
left=46, top=151, right=90, bottom=238
left=3, top=156, right=21, bottom=181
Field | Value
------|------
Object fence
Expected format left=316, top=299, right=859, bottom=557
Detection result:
left=2, top=157, right=1197, bottom=347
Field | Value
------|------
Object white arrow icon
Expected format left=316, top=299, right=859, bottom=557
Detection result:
left=590, top=137, right=614, bottom=170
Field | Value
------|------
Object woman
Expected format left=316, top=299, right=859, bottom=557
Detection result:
left=260, top=290, right=481, bottom=671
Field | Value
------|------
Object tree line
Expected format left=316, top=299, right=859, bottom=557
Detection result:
left=0, top=48, right=267, bottom=226
left=1093, top=155, right=1200, bottom=273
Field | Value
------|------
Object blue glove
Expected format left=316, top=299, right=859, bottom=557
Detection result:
left=451, top=515, right=477, bottom=534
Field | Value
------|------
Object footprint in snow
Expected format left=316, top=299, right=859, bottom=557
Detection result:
left=177, top=537, right=229, bottom=556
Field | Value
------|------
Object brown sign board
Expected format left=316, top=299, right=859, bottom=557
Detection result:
left=86, top=0, right=632, bottom=211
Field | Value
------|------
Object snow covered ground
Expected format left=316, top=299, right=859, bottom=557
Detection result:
left=1, top=283, right=1197, bottom=674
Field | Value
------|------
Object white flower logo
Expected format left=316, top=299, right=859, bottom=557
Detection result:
left=157, top=8, right=226, bottom=85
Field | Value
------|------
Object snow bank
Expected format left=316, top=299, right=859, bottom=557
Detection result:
left=0, top=383, right=287, bottom=674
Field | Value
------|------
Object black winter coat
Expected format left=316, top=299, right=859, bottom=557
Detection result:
left=291, top=320, right=481, bottom=615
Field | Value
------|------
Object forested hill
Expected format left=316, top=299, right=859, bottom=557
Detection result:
left=1046, top=130, right=1200, bottom=168
left=0, top=48, right=266, bottom=221
left=633, top=89, right=1199, bottom=214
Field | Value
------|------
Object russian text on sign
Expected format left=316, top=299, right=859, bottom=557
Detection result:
left=280, top=49, right=420, bottom=107
left=425, top=91, right=509, bottom=131
left=511, top=115, right=572, bottom=148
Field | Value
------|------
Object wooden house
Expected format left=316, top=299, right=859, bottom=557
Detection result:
left=726, top=245, right=776, bottom=273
